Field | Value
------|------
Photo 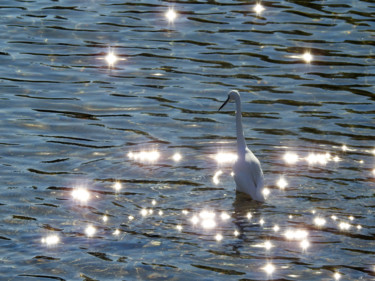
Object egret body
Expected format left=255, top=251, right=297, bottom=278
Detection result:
left=219, top=90, right=265, bottom=202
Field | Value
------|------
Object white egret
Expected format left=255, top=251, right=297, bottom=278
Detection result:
left=219, top=90, right=265, bottom=202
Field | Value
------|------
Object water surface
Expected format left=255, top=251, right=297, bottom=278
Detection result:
left=1, top=0, right=375, bottom=280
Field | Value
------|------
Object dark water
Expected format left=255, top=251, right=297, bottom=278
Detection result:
left=1, top=0, right=375, bottom=280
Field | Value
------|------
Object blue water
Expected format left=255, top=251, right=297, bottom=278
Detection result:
left=1, top=1, right=374, bottom=280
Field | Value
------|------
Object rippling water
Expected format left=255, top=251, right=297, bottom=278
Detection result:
left=1, top=0, right=374, bottom=280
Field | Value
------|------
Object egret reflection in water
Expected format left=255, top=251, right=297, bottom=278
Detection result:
left=219, top=90, right=265, bottom=202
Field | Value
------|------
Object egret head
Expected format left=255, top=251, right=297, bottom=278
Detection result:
left=219, top=90, right=240, bottom=111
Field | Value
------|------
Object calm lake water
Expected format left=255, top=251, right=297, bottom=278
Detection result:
left=1, top=0, right=375, bottom=280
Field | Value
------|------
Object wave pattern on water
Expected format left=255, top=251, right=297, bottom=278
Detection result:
left=0, top=0, right=374, bottom=280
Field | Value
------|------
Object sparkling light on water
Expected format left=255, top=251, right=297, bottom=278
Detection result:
left=200, top=210, right=216, bottom=229
left=253, top=3, right=265, bottom=15
left=277, top=177, right=288, bottom=189
left=140, top=209, right=148, bottom=217
left=213, top=170, right=223, bottom=185
left=339, top=222, right=351, bottom=231
left=165, top=8, right=177, bottom=23
left=273, top=225, right=280, bottom=232
left=314, top=217, right=326, bottom=227
left=176, top=224, right=183, bottom=231
left=215, top=233, right=223, bottom=241
left=305, top=153, right=330, bottom=165
left=263, top=240, right=273, bottom=250
left=302, top=52, right=313, bottom=63
left=113, top=229, right=120, bottom=236
left=102, top=215, right=108, bottom=223
left=105, top=51, right=118, bottom=67
left=41, top=235, right=60, bottom=246
left=71, top=187, right=90, bottom=203
left=191, top=215, right=199, bottom=225
left=85, top=225, right=96, bottom=237
left=262, top=187, right=270, bottom=198
left=172, top=152, right=182, bottom=162
left=220, top=212, right=230, bottom=221
left=113, top=182, right=122, bottom=192
left=334, top=272, right=341, bottom=280
left=263, top=263, right=275, bottom=275
left=247, top=212, right=252, bottom=220
left=300, top=239, right=310, bottom=250
left=128, top=150, right=160, bottom=162
left=214, top=152, right=238, bottom=164
left=284, top=229, right=308, bottom=240
left=283, top=152, right=299, bottom=164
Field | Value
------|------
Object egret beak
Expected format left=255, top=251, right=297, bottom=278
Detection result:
left=219, top=97, right=230, bottom=111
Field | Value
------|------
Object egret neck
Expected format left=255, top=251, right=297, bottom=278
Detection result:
left=234, top=94, right=246, bottom=156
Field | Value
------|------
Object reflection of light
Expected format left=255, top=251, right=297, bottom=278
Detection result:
left=165, top=8, right=177, bottom=23
left=372, top=168, right=375, bottom=177
left=85, top=225, right=96, bottom=237
left=259, top=218, right=265, bottom=226
left=283, top=152, right=299, bottom=164
left=140, top=209, right=148, bottom=217
left=113, top=229, right=120, bottom=236
left=158, top=210, right=163, bottom=216
left=221, top=212, right=230, bottom=221
left=152, top=199, right=157, bottom=206
left=331, top=215, right=337, bottom=221
left=113, top=182, right=122, bottom=192
left=128, top=150, right=160, bottom=162
left=199, top=210, right=216, bottom=229
left=263, top=263, right=275, bottom=275
left=215, top=233, right=223, bottom=241
left=277, top=177, right=288, bottom=189
left=213, top=170, right=223, bottom=185
left=72, top=188, right=90, bottom=203
left=339, top=222, right=351, bottom=231
left=300, top=239, right=310, bottom=250
left=333, top=156, right=340, bottom=162
left=200, top=210, right=215, bottom=219
left=246, top=212, right=252, bottom=220
left=234, top=230, right=239, bottom=237
left=284, top=229, right=308, bottom=240
left=105, top=51, right=118, bottom=67
left=262, top=187, right=270, bottom=197
left=302, top=52, right=313, bottom=63
left=253, top=3, right=265, bottom=15
left=314, top=217, right=326, bottom=227
left=306, top=153, right=330, bottom=165
left=182, top=210, right=189, bottom=215
left=176, top=224, right=182, bottom=231
left=264, top=240, right=273, bottom=250
left=356, top=224, right=362, bottom=230
left=191, top=215, right=199, bottom=225
left=215, top=152, right=238, bottom=164
left=273, top=225, right=280, bottom=232
left=201, top=219, right=216, bottom=229
left=102, top=215, right=108, bottom=223
left=172, top=153, right=182, bottom=162
left=342, top=145, right=348, bottom=152
left=334, top=272, right=341, bottom=280
left=349, top=216, right=354, bottom=221
left=41, top=235, right=60, bottom=246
